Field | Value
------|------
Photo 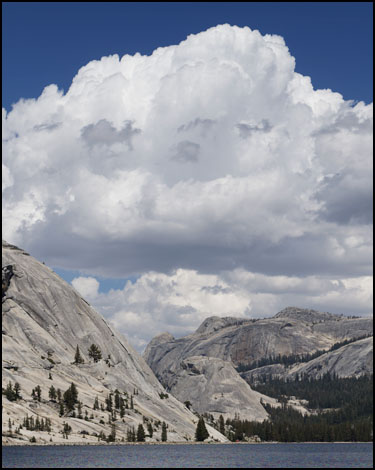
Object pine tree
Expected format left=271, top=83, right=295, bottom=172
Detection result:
left=48, top=385, right=57, bottom=401
left=105, top=393, right=113, bottom=412
left=120, top=399, right=125, bottom=418
left=219, top=414, right=225, bottom=436
left=74, top=345, right=84, bottom=364
left=107, top=423, right=116, bottom=442
left=63, top=382, right=78, bottom=411
left=14, top=382, right=21, bottom=400
left=32, top=385, right=42, bottom=402
left=161, top=421, right=167, bottom=442
left=114, top=389, right=120, bottom=409
left=63, top=422, right=72, bottom=437
left=5, top=382, right=16, bottom=401
left=93, top=396, right=99, bottom=410
left=77, top=401, right=83, bottom=419
left=4, top=381, right=22, bottom=401
left=195, top=417, right=209, bottom=442
left=147, top=422, right=153, bottom=438
left=88, top=344, right=102, bottom=362
left=137, top=424, right=146, bottom=442
left=127, top=427, right=136, bottom=442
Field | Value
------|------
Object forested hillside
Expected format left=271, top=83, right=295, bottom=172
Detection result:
left=224, top=374, right=373, bottom=442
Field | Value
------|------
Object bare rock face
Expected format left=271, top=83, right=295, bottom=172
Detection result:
left=144, top=307, right=372, bottom=419
left=195, top=316, right=249, bottom=335
left=166, top=355, right=277, bottom=422
left=2, top=264, right=14, bottom=298
left=288, top=336, right=373, bottom=379
left=241, top=336, right=373, bottom=384
left=2, top=241, right=226, bottom=444
left=144, top=309, right=372, bottom=378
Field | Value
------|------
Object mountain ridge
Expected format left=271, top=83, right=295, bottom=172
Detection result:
left=144, top=306, right=373, bottom=419
left=2, top=240, right=226, bottom=445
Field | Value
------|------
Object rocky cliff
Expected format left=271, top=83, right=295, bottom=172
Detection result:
left=166, top=355, right=278, bottom=422
left=144, top=307, right=372, bottom=419
left=241, top=336, right=373, bottom=384
left=2, top=241, right=226, bottom=445
left=144, top=308, right=372, bottom=378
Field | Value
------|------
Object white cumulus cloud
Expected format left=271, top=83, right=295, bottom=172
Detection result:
left=71, top=270, right=373, bottom=352
left=72, top=276, right=100, bottom=301
left=2, top=24, right=372, bottom=346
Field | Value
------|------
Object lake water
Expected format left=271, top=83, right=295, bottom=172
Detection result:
left=2, top=443, right=373, bottom=468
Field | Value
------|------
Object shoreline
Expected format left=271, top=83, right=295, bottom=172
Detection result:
left=3, top=440, right=372, bottom=447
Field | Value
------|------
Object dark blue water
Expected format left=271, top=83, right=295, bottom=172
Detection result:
left=2, top=443, right=373, bottom=468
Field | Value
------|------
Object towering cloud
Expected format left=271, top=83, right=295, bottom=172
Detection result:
left=2, top=25, right=372, bottom=345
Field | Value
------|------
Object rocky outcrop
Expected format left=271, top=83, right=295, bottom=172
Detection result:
left=2, top=240, right=226, bottom=444
left=2, top=264, right=14, bottom=298
left=167, top=355, right=277, bottom=421
left=242, top=336, right=373, bottom=384
left=144, top=309, right=372, bottom=381
left=195, top=316, right=249, bottom=335
left=144, top=307, right=372, bottom=420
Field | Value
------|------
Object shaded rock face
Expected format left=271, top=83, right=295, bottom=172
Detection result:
left=244, top=337, right=373, bottom=383
left=2, top=240, right=226, bottom=444
left=2, top=264, right=14, bottom=298
left=144, top=309, right=372, bottom=379
left=167, top=355, right=276, bottom=422
left=291, top=336, right=373, bottom=379
left=242, top=336, right=373, bottom=384
left=144, top=307, right=372, bottom=419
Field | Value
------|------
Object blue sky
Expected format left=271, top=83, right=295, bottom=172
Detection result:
left=3, top=2, right=373, bottom=111
left=2, top=3, right=373, bottom=349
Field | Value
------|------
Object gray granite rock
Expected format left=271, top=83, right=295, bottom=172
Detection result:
left=241, top=336, right=373, bottom=384
left=144, top=306, right=372, bottom=419
left=166, top=355, right=277, bottom=421
left=2, top=240, right=226, bottom=443
left=145, top=310, right=372, bottom=376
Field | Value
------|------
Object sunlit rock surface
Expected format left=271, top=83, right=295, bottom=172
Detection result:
left=242, top=336, right=373, bottom=384
left=2, top=240, right=226, bottom=444
left=144, top=307, right=372, bottom=419
left=145, top=308, right=372, bottom=374
left=166, top=355, right=277, bottom=421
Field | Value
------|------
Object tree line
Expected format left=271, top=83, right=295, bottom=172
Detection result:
left=224, top=374, right=373, bottom=442
left=225, top=402, right=373, bottom=442
left=251, top=373, right=373, bottom=411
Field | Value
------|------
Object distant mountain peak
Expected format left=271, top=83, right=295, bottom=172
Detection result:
left=274, top=307, right=339, bottom=321
left=195, top=316, right=249, bottom=335
left=145, top=307, right=372, bottom=421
